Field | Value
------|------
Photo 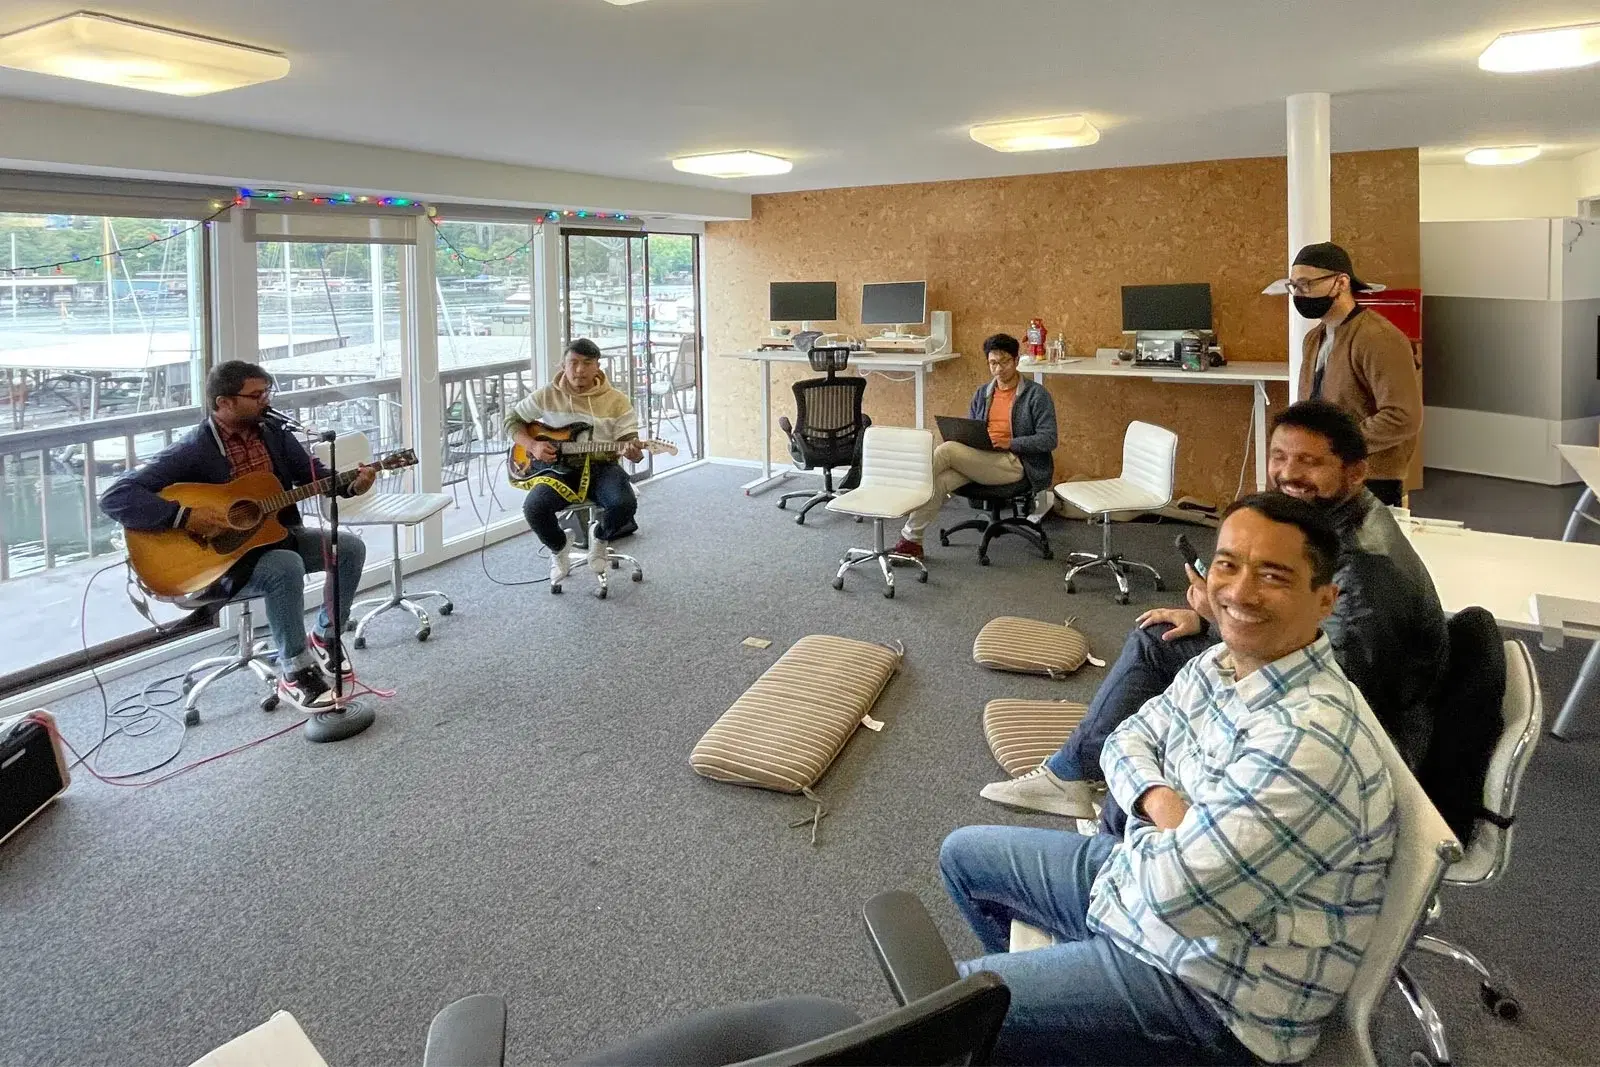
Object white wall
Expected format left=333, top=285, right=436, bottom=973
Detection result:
left=0, top=97, right=752, bottom=221
left=1419, top=161, right=1579, bottom=222
left=1578, top=148, right=1600, bottom=200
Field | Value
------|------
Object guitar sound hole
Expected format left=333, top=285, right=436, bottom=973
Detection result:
left=229, top=501, right=262, bottom=528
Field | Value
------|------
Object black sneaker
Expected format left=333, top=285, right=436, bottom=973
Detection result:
left=308, top=632, right=355, bottom=683
left=279, top=665, right=337, bottom=710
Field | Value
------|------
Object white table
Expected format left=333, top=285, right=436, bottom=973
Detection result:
left=1558, top=444, right=1600, bottom=541
left=1025, top=359, right=1291, bottom=492
left=724, top=349, right=961, bottom=494
left=1404, top=522, right=1600, bottom=739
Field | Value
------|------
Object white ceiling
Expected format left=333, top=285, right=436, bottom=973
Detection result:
left=2, top=0, right=1599, bottom=195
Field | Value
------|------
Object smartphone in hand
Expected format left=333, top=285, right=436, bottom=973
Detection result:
left=1175, top=534, right=1207, bottom=578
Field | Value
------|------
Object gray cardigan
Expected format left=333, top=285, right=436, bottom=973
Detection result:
left=968, top=376, right=1059, bottom=491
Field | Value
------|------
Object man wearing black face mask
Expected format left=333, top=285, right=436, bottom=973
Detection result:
left=1283, top=242, right=1421, bottom=507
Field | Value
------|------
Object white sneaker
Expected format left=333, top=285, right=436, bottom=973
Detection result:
left=549, top=536, right=576, bottom=584
left=587, top=524, right=610, bottom=574
left=979, top=765, right=1097, bottom=819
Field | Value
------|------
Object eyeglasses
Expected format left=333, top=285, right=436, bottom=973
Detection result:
left=1284, top=272, right=1341, bottom=296
left=232, top=389, right=273, bottom=402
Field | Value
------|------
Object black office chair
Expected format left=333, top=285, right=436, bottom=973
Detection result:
left=938, top=480, right=1052, bottom=565
left=778, top=347, right=870, bottom=526
left=421, top=892, right=1010, bottom=1067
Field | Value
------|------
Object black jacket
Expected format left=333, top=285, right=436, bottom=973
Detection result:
left=1323, top=490, right=1448, bottom=768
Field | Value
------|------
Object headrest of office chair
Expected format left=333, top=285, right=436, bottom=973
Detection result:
left=807, top=346, right=851, bottom=374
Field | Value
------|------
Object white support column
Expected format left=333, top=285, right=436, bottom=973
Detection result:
left=1286, top=92, right=1331, bottom=399
left=534, top=223, right=563, bottom=387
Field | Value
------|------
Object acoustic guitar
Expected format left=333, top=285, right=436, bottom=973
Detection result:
left=125, top=449, right=418, bottom=598
left=506, top=420, right=677, bottom=488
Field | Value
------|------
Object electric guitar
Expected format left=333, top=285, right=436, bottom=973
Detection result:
left=125, top=449, right=418, bottom=598
left=506, top=421, right=678, bottom=488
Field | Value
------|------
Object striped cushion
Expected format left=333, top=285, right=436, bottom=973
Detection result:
left=983, top=698, right=1090, bottom=777
left=691, top=635, right=903, bottom=793
left=973, top=617, right=1090, bottom=677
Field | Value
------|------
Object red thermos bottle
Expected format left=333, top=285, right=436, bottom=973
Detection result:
left=1025, top=319, right=1047, bottom=357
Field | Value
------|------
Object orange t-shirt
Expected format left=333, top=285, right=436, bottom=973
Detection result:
left=987, top=382, right=1017, bottom=449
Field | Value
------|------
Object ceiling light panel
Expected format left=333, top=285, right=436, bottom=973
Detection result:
left=0, top=12, right=288, bottom=96
left=1479, top=22, right=1600, bottom=73
left=1464, top=145, right=1542, bottom=166
left=672, top=151, right=792, bottom=178
left=970, top=114, right=1100, bottom=153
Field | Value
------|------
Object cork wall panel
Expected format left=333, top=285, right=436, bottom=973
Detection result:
left=706, top=149, right=1420, bottom=505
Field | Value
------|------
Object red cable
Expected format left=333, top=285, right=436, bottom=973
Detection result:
left=25, top=710, right=305, bottom=789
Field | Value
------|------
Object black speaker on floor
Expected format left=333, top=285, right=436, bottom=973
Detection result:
left=1, top=711, right=71, bottom=848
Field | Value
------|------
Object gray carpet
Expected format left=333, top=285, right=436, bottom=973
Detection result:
left=1, top=463, right=1596, bottom=1066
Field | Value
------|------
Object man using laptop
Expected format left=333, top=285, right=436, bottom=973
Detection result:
left=893, top=332, right=1058, bottom=559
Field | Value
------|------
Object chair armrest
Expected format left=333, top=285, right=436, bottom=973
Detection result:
left=778, top=415, right=794, bottom=437
left=861, top=891, right=961, bottom=1006
left=423, top=994, right=506, bottom=1067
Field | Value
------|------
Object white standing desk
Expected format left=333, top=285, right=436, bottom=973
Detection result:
left=1025, top=359, right=1291, bottom=492
left=1404, top=522, right=1600, bottom=739
left=1557, top=444, right=1600, bottom=541
left=723, top=349, right=961, bottom=494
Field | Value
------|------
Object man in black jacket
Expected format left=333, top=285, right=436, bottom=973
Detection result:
left=982, top=399, right=1447, bottom=827
left=101, top=361, right=375, bottom=709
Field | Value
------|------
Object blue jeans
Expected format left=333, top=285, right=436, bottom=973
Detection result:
left=521, top=460, right=638, bottom=551
left=235, top=526, right=366, bottom=671
left=939, top=827, right=1253, bottom=1066
left=1044, top=623, right=1218, bottom=835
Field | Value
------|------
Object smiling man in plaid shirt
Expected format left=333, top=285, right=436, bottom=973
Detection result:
left=941, top=493, right=1396, bottom=1065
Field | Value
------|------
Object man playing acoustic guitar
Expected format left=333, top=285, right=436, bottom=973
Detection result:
left=504, top=338, right=643, bottom=585
left=101, top=361, right=377, bottom=710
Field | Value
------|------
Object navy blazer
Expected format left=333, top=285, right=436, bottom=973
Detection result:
left=100, top=417, right=335, bottom=533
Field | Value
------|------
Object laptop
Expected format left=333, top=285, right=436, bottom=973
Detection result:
left=935, top=415, right=995, bottom=451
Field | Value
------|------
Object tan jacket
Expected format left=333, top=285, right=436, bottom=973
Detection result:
left=1298, top=308, right=1422, bottom=481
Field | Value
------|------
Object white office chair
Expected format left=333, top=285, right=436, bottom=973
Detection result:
left=550, top=502, right=642, bottom=599
left=825, top=426, right=934, bottom=598
left=312, top=433, right=455, bottom=646
left=1400, top=638, right=1543, bottom=1067
left=1053, top=421, right=1177, bottom=604
left=1007, top=706, right=1460, bottom=1067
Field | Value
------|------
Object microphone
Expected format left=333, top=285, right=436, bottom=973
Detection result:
left=262, top=405, right=308, bottom=430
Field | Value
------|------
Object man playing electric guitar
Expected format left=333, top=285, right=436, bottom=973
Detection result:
left=100, top=361, right=377, bottom=709
left=504, top=338, right=642, bottom=584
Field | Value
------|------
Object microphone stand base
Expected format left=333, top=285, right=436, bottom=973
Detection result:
left=303, top=700, right=375, bottom=743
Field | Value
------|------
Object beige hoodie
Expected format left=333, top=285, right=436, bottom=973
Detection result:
left=503, top=371, right=640, bottom=459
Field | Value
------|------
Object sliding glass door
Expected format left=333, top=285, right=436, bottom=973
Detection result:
left=561, top=230, right=700, bottom=478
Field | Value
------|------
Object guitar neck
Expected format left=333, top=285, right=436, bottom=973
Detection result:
left=558, top=440, right=636, bottom=455
left=257, top=469, right=359, bottom=513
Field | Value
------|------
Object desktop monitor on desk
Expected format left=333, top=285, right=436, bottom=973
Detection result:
left=1121, top=283, right=1213, bottom=333
left=861, top=281, right=927, bottom=337
left=770, top=281, right=838, bottom=331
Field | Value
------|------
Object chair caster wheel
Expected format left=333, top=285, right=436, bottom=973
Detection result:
left=1042, top=548, right=1054, bottom=560
left=1481, top=983, right=1520, bottom=1020
left=631, top=571, right=643, bottom=582
left=261, top=694, right=279, bottom=712
left=181, top=678, right=195, bottom=695
left=183, top=708, right=200, bottom=727
left=345, top=620, right=357, bottom=632
left=551, top=583, right=564, bottom=595
left=918, top=571, right=928, bottom=583
left=416, top=628, right=430, bottom=642
left=979, top=556, right=990, bottom=566
left=597, top=586, right=608, bottom=600
left=1116, top=593, right=1130, bottom=605
left=1065, top=583, right=1077, bottom=594
left=795, top=515, right=806, bottom=526
left=439, top=602, right=454, bottom=616
left=832, top=577, right=844, bottom=590
left=353, top=636, right=367, bottom=649
left=1154, top=579, right=1167, bottom=592
left=938, top=533, right=950, bottom=547
left=855, top=516, right=864, bottom=524
left=1409, top=1051, right=1447, bottom=1067
left=777, top=500, right=787, bottom=510
left=884, top=586, right=895, bottom=599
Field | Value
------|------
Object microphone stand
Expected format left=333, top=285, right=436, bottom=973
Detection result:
left=300, top=425, right=374, bottom=744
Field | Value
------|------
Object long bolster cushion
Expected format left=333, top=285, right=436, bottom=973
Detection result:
left=972, top=616, right=1096, bottom=677
left=983, top=698, right=1090, bottom=777
left=691, top=635, right=903, bottom=793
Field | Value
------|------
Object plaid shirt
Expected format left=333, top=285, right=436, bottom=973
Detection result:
left=1087, top=635, right=1396, bottom=1064
left=212, top=418, right=272, bottom=478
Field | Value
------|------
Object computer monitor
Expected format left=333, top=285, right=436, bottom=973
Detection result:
left=861, top=281, right=927, bottom=335
left=769, top=281, right=838, bottom=327
left=1121, top=283, right=1213, bottom=332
